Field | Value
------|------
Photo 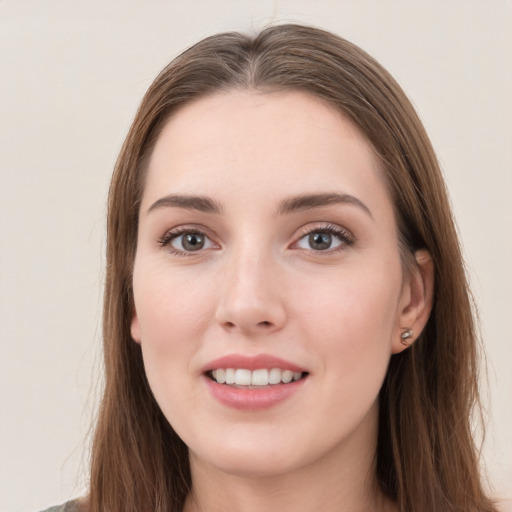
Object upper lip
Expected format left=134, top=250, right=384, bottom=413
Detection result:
left=203, top=354, right=306, bottom=373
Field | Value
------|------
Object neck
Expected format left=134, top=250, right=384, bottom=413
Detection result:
left=183, top=406, right=397, bottom=512
left=184, top=470, right=394, bottom=512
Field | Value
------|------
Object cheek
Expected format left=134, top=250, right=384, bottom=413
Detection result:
left=131, top=264, right=217, bottom=425
left=131, top=263, right=219, bottom=412
left=133, top=263, right=215, bottom=348
left=300, top=264, right=400, bottom=325
left=293, top=261, right=402, bottom=374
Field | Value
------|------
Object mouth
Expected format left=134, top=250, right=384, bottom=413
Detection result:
left=203, top=356, right=309, bottom=409
left=206, top=368, right=309, bottom=387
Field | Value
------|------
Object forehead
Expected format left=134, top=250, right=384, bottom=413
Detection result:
left=150, top=89, right=376, bottom=165
left=143, top=89, right=392, bottom=219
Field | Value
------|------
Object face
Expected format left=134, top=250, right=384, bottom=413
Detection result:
left=131, top=90, right=416, bottom=480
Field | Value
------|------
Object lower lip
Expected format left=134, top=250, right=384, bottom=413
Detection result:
left=204, top=375, right=307, bottom=410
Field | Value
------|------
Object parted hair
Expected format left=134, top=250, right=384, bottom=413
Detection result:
left=88, top=24, right=497, bottom=512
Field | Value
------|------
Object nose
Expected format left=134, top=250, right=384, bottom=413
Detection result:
left=215, top=248, right=287, bottom=336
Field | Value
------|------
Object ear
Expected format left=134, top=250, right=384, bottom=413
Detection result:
left=392, top=249, right=434, bottom=354
left=130, top=307, right=142, bottom=344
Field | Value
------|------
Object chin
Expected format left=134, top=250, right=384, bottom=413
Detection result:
left=199, top=453, right=301, bottom=479
left=188, top=433, right=321, bottom=480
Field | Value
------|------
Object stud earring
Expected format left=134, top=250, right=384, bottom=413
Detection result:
left=400, top=328, right=413, bottom=346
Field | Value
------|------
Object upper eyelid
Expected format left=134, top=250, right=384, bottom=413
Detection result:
left=158, top=225, right=217, bottom=248
left=160, top=224, right=215, bottom=238
left=293, top=223, right=353, bottom=240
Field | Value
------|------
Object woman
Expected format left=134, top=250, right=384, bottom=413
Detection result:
left=44, top=24, right=498, bottom=512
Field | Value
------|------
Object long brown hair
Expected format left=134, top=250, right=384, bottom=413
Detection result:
left=89, top=24, right=497, bottom=512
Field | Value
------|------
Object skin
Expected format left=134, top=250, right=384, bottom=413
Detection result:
left=131, top=90, right=433, bottom=512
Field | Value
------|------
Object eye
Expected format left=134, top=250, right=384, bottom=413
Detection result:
left=294, top=225, right=353, bottom=252
left=158, top=228, right=217, bottom=255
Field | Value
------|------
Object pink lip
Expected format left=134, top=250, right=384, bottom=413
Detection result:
left=204, top=376, right=307, bottom=410
left=202, top=353, right=308, bottom=411
left=203, top=353, right=305, bottom=373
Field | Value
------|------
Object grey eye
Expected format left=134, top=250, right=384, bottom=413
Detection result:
left=309, top=232, right=332, bottom=250
left=171, top=232, right=213, bottom=252
left=296, top=231, right=343, bottom=251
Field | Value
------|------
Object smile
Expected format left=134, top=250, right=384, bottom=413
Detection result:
left=209, top=368, right=306, bottom=386
left=203, top=354, right=309, bottom=408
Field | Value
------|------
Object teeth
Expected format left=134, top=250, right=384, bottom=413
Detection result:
left=235, top=369, right=252, bottom=386
left=225, top=368, right=236, bottom=384
left=251, top=368, right=268, bottom=386
left=211, top=368, right=304, bottom=386
left=269, top=368, right=281, bottom=384
left=282, top=370, right=293, bottom=383
left=214, top=368, right=225, bottom=384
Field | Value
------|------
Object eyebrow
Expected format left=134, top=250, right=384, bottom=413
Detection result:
left=146, top=192, right=372, bottom=218
left=276, top=192, right=373, bottom=218
left=147, top=194, right=223, bottom=215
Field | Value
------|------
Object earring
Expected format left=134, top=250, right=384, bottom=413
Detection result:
left=400, top=328, right=413, bottom=346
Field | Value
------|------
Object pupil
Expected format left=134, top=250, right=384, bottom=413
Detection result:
left=309, top=232, right=331, bottom=250
left=183, top=233, right=204, bottom=251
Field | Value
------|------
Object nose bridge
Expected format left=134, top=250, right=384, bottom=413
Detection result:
left=216, top=237, right=286, bottom=333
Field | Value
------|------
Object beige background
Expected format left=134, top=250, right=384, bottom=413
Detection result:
left=0, top=1, right=511, bottom=511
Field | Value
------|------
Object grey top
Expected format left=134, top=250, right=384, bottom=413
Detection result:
left=39, top=501, right=77, bottom=512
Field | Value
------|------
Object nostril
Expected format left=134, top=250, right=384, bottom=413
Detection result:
left=258, top=321, right=272, bottom=327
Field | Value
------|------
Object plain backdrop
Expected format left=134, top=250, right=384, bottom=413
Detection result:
left=0, top=1, right=511, bottom=511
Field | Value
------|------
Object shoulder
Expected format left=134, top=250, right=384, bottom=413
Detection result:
left=38, top=501, right=79, bottom=512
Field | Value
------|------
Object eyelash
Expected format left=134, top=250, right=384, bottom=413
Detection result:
left=293, top=224, right=355, bottom=253
left=157, top=223, right=355, bottom=256
left=157, top=227, right=215, bottom=257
